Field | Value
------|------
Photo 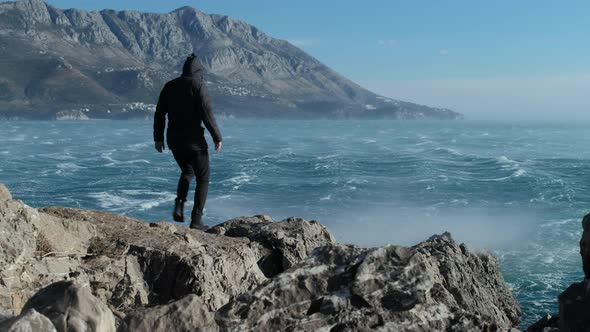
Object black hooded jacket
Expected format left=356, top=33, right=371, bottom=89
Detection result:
left=153, top=54, right=222, bottom=150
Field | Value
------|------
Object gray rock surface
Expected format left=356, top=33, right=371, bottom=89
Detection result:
left=216, top=233, right=521, bottom=331
left=0, top=0, right=461, bottom=120
left=525, top=314, right=558, bottom=332
left=118, top=294, right=217, bottom=332
left=0, top=183, right=522, bottom=331
left=557, top=281, right=590, bottom=332
left=580, top=213, right=590, bottom=279
left=208, top=215, right=336, bottom=276
left=20, top=281, right=115, bottom=332
left=0, top=309, right=56, bottom=332
left=0, top=184, right=333, bottom=318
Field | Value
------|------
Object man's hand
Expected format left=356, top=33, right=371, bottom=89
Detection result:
left=155, top=141, right=165, bottom=153
left=215, top=141, right=222, bottom=153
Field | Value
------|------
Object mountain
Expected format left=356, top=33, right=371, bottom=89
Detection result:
left=0, top=0, right=462, bottom=120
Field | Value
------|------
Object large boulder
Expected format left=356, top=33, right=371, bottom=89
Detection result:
left=118, top=294, right=217, bottom=332
left=208, top=215, right=336, bottom=276
left=557, top=281, right=590, bottom=331
left=0, top=309, right=56, bottom=332
left=216, top=233, right=521, bottom=331
left=580, top=214, right=590, bottom=280
left=20, top=281, right=115, bottom=332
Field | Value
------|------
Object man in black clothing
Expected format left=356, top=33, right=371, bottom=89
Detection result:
left=153, top=53, right=222, bottom=229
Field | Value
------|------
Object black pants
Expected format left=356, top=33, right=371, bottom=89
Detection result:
left=171, top=148, right=210, bottom=219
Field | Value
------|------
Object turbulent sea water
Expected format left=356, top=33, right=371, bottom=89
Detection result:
left=0, top=119, right=588, bottom=326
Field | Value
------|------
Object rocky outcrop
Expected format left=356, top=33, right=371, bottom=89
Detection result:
left=216, top=234, right=520, bottom=331
left=0, top=183, right=520, bottom=331
left=119, top=295, right=217, bottom=332
left=19, top=281, right=116, bottom=332
left=0, top=0, right=461, bottom=120
left=553, top=214, right=590, bottom=331
left=525, top=213, right=590, bottom=332
left=0, top=183, right=334, bottom=318
left=208, top=215, right=336, bottom=276
left=0, top=309, right=57, bottom=332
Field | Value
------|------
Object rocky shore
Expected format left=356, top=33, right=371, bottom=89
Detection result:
left=0, top=182, right=585, bottom=331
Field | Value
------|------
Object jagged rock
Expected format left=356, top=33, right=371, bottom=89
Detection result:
left=557, top=281, right=590, bottom=331
left=0, top=308, right=10, bottom=322
left=216, top=233, right=520, bottom=331
left=525, top=213, right=590, bottom=332
left=580, top=214, right=590, bottom=279
left=525, top=314, right=559, bottom=332
left=118, top=294, right=217, bottom=332
left=0, top=183, right=523, bottom=330
left=0, top=184, right=11, bottom=201
left=0, top=309, right=57, bottom=332
left=208, top=216, right=336, bottom=277
left=0, top=184, right=331, bottom=317
left=20, top=281, right=115, bottom=332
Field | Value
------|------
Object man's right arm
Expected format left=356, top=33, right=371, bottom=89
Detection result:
left=153, top=85, right=168, bottom=152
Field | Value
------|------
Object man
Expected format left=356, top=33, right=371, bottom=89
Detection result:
left=153, top=53, right=222, bottom=230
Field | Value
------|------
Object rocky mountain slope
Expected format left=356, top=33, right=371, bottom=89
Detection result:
left=0, top=0, right=461, bottom=120
left=0, top=183, right=522, bottom=331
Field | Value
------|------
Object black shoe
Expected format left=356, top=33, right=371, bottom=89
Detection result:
left=173, top=198, right=185, bottom=222
left=189, top=210, right=208, bottom=230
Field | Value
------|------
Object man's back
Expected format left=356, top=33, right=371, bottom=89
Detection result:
left=153, top=55, right=222, bottom=151
left=160, top=78, right=207, bottom=149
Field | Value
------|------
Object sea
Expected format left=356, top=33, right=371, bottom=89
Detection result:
left=0, top=119, right=588, bottom=327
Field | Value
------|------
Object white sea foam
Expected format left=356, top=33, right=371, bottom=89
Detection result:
left=8, top=135, right=26, bottom=141
left=55, top=163, right=85, bottom=175
left=362, top=139, right=377, bottom=144
left=89, top=191, right=176, bottom=212
left=317, top=154, right=339, bottom=160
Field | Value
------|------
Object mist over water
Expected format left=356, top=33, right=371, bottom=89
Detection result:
left=1, top=119, right=589, bottom=326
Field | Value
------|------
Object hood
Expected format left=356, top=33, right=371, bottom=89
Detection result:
left=181, top=53, right=203, bottom=80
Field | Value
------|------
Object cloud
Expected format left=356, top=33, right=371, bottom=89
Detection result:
left=439, top=48, right=449, bottom=56
left=288, top=38, right=320, bottom=47
left=378, top=39, right=397, bottom=47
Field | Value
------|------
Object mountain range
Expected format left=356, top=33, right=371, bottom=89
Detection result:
left=0, top=0, right=462, bottom=120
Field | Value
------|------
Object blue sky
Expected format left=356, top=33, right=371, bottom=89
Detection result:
left=44, top=0, right=590, bottom=118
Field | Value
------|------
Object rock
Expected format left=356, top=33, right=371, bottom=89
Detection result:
left=216, top=233, right=520, bottom=331
left=580, top=214, right=590, bottom=279
left=0, top=184, right=11, bottom=201
left=525, top=314, right=559, bottom=332
left=0, top=183, right=523, bottom=330
left=0, top=309, right=57, bottom=332
left=523, top=213, right=590, bottom=332
left=20, top=280, right=115, bottom=332
left=149, top=221, right=177, bottom=234
left=208, top=216, right=336, bottom=277
left=0, top=308, right=10, bottom=322
left=119, top=294, right=217, bottom=332
left=0, top=184, right=331, bottom=316
left=557, top=281, right=590, bottom=331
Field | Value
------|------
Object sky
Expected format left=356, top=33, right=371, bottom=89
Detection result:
left=44, top=0, right=590, bottom=119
